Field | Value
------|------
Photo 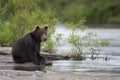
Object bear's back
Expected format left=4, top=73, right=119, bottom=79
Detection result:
left=12, top=33, right=33, bottom=56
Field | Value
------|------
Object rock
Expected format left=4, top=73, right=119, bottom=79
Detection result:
left=0, top=47, right=12, bottom=55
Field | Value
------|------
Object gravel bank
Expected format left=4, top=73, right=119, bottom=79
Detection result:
left=0, top=70, right=119, bottom=80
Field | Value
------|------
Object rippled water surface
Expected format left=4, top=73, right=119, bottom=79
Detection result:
left=46, top=24, right=120, bottom=75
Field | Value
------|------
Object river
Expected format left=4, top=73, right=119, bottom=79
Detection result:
left=46, top=23, right=120, bottom=75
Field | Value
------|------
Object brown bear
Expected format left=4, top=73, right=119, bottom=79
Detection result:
left=12, top=25, right=48, bottom=67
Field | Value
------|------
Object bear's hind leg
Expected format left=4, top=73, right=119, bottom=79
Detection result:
left=13, top=56, right=30, bottom=63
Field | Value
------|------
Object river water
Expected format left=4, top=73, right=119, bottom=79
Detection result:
left=46, top=24, right=120, bottom=75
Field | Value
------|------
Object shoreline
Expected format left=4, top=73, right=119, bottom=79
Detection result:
left=0, top=70, right=119, bottom=80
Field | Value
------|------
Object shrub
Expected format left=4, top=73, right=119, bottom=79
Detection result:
left=0, top=21, right=12, bottom=46
left=42, top=33, right=63, bottom=53
left=0, top=0, right=58, bottom=50
left=65, top=18, right=110, bottom=60
left=89, top=40, right=110, bottom=59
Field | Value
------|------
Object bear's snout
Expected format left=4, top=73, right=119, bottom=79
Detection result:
left=43, top=38, right=47, bottom=41
left=41, top=34, right=47, bottom=41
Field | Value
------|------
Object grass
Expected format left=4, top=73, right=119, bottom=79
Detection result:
left=0, top=22, right=13, bottom=46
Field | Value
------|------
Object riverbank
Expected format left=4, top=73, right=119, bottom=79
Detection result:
left=0, top=70, right=119, bottom=80
left=0, top=55, right=119, bottom=80
left=0, top=47, right=120, bottom=80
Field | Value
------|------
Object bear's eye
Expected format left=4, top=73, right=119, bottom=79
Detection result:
left=41, top=30, right=46, bottom=35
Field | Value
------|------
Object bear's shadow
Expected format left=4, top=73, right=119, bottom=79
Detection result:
left=13, top=62, right=45, bottom=71
left=0, top=62, right=45, bottom=71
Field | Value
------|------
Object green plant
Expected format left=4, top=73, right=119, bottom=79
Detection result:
left=0, top=0, right=58, bottom=49
left=0, top=21, right=13, bottom=46
left=0, top=29, right=12, bottom=46
left=67, top=31, right=97, bottom=58
left=65, top=19, right=97, bottom=59
left=39, top=0, right=120, bottom=24
left=42, top=33, right=62, bottom=53
left=89, top=40, right=110, bottom=59
left=65, top=18, right=110, bottom=60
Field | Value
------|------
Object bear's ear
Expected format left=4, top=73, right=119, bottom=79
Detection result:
left=35, top=25, right=40, bottom=31
left=44, top=25, right=48, bottom=30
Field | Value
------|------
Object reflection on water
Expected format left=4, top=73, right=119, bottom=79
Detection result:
left=0, top=62, right=45, bottom=71
left=13, top=66, right=44, bottom=71
left=46, top=59, right=120, bottom=75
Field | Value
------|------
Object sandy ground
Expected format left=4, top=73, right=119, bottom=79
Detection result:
left=0, top=70, right=119, bottom=80
left=0, top=47, right=120, bottom=80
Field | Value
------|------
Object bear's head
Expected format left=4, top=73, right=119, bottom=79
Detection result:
left=33, top=25, right=48, bottom=42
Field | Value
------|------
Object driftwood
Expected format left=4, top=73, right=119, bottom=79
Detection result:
left=0, top=51, right=71, bottom=61
left=41, top=53, right=71, bottom=60
left=41, top=53, right=86, bottom=61
left=0, top=47, right=71, bottom=60
left=0, top=51, right=85, bottom=61
left=0, top=47, right=86, bottom=61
